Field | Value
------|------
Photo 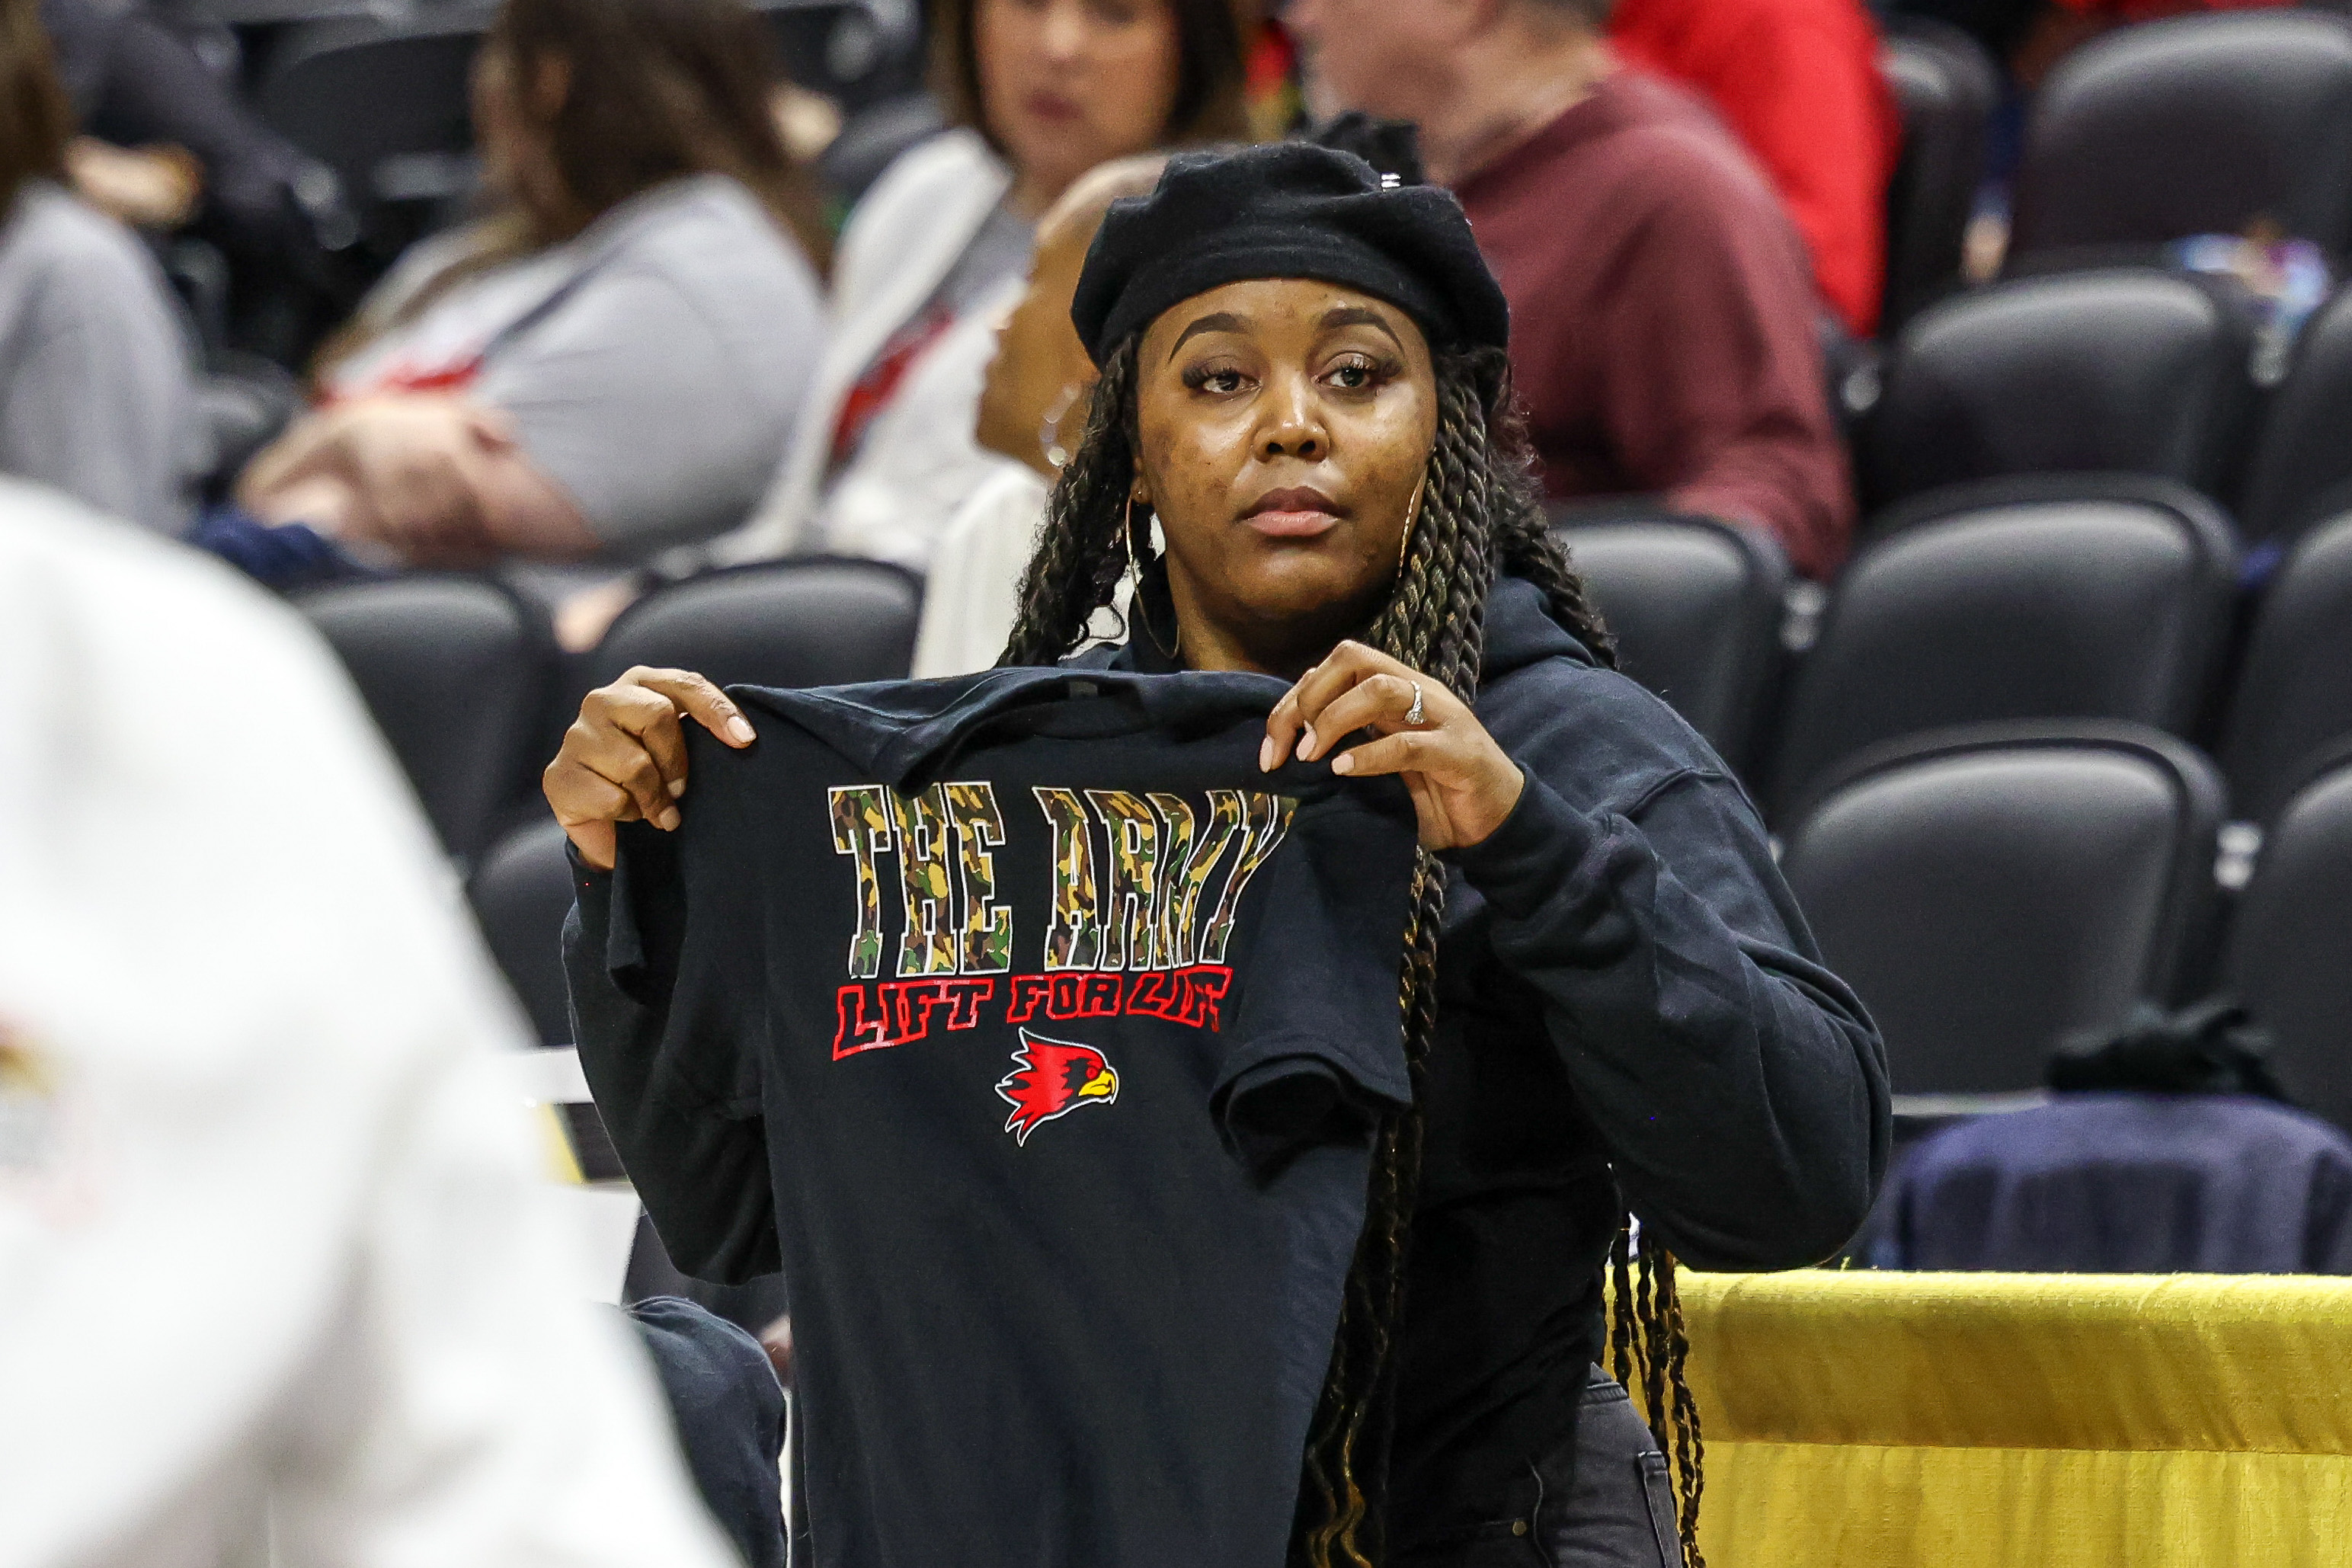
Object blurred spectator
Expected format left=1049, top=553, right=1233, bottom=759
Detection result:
left=0, top=477, right=742, bottom=1568
left=911, top=153, right=1167, bottom=677
left=0, top=0, right=193, bottom=532
left=223, top=0, right=830, bottom=580
left=708, top=0, right=1253, bottom=575
left=39, top=0, right=352, bottom=360
left=1610, top=0, right=1899, bottom=336
left=1288, top=0, right=1855, bottom=578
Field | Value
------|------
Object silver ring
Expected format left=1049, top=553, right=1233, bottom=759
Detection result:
left=1403, top=680, right=1426, bottom=726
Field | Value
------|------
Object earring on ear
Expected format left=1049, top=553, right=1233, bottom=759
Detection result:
left=1397, top=472, right=1429, bottom=577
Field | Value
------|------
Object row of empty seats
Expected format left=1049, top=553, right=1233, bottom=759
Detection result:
left=1880, top=10, right=2352, bottom=328
left=1859, top=264, right=2352, bottom=544
left=1559, top=494, right=2352, bottom=824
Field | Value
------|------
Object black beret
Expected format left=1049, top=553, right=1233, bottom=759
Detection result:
left=1069, top=141, right=1511, bottom=368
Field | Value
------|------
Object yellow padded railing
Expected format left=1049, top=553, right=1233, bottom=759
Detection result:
left=1678, top=1270, right=2352, bottom=1566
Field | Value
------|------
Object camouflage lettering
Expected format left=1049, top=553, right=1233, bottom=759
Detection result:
left=1199, top=793, right=1296, bottom=963
left=944, top=782, right=1014, bottom=974
left=1158, top=790, right=1245, bottom=968
left=1033, top=787, right=1104, bottom=971
left=1146, top=794, right=1196, bottom=968
left=1086, top=789, right=1164, bottom=971
left=827, top=786, right=895, bottom=979
left=888, top=785, right=960, bottom=977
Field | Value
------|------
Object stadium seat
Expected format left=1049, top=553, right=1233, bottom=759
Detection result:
left=2009, top=10, right=2352, bottom=264
left=756, top=0, right=926, bottom=114
left=2228, top=748, right=2352, bottom=1132
left=257, top=8, right=493, bottom=256
left=298, top=575, right=558, bottom=865
left=1878, top=17, right=1999, bottom=331
left=2236, top=287, right=2352, bottom=550
left=586, top=558, right=923, bottom=691
left=469, top=817, right=578, bottom=1048
left=1778, top=722, right=2226, bottom=1096
left=2218, top=513, right=2352, bottom=827
left=1549, top=512, right=1788, bottom=775
left=1860, top=268, right=2254, bottom=511
left=1765, top=477, right=2237, bottom=820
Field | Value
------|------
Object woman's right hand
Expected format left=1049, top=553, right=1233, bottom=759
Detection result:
left=542, top=667, right=757, bottom=871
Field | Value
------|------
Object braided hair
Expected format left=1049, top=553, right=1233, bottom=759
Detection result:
left=1002, top=335, right=1704, bottom=1568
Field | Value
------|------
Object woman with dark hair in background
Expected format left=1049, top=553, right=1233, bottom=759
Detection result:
left=546, top=145, right=1887, bottom=1566
left=0, top=0, right=191, bottom=531
left=702, top=0, right=1255, bottom=579
left=219, top=0, right=829, bottom=579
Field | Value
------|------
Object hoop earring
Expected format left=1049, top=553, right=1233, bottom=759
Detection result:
left=1127, top=496, right=1181, bottom=662
left=1397, top=472, right=1429, bottom=578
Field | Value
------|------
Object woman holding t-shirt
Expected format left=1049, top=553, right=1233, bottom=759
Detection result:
left=547, top=146, right=1887, bottom=1567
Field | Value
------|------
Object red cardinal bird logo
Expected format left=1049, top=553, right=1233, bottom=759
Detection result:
left=996, top=1029, right=1121, bottom=1146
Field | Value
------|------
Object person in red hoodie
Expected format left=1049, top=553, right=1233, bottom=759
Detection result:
left=1610, top=0, right=1899, bottom=337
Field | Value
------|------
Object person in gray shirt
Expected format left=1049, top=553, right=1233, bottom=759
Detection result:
left=232, top=0, right=829, bottom=573
left=0, top=0, right=193, bottom=533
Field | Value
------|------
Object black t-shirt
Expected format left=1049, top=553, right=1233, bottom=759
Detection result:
left=571, top=668, right=1422, bottom=1568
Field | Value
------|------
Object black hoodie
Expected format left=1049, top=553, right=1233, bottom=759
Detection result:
left=1083, top=574, right=1890, bottom=1541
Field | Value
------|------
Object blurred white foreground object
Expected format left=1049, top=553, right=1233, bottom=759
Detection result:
left=0, top=479, right=738, bottom=1568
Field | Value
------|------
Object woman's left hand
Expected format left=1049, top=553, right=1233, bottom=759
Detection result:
left=1262, top=640, right=1524, bottom=850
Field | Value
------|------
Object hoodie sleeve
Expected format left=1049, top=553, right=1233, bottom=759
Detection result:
left=1452, top=666, right=1890, bottom=1269
left=563, top=754, right=784, bottom=1285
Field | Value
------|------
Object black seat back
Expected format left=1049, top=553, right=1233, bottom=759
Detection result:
left=2229, top=749, right=2352, bottom=1131
left=2011, top=10, right=2352, bottom=262
left=1863, top=269, right=2252, bottom=510
left=1879, top=18, right=1999, bottom=331
left=469, top=818, right=579, bottom=1048
left=1780, top=722, right=2224, bottom=1096
left=2220, top=513, right=2352, bottom=827
left=257, top=9, right=493, bottom=254
left=298, top=575, right=556, bottom=864
left=2236, top=287, right=2352, bottom=549
left=587, top=558, right=922, bottom=691
left=756, top=0, right=925, bottom=113
left=1766, top=478, right=2236, bottom=820
left=1550, top=514, right=1787, bottom=774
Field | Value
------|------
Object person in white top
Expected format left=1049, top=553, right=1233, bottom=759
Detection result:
left=0, top=478, right=739, bottom=1568
left=707, top=0, right=1258, bottom=578
left=911, top=154, right=1170, bottom=677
